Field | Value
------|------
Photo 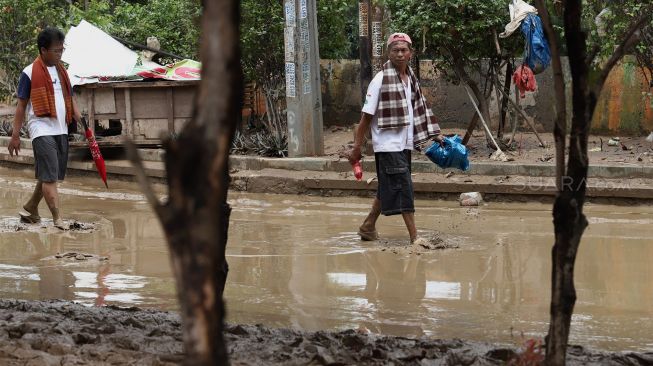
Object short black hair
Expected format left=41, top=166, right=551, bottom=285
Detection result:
left=37, top=27, right=65, bottom=54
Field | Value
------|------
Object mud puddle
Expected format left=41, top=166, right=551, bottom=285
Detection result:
left=0, top=167, right=652, bottom=353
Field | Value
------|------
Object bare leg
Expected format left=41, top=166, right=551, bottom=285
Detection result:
left=401, top=211, right=418, bottom=242
left=359, top=198, right=381, bottom=240
left=42, top=181, right=65, bottom=229
left=19, top=181, right=43, bottom=223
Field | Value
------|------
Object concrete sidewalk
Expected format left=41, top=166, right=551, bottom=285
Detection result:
left=1, top=136, right=652, bottom=200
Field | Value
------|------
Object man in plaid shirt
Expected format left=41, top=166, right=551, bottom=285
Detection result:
left=349, top=33, right=443, bottom=245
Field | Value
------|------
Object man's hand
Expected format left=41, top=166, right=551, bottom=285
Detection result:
left=349, top=145, right=362, bottom=165
left=433, top=134, right=445, bottom=146
left=10, top=98, right=28, bottom=156
left=8, top=135, right=21, bottom=156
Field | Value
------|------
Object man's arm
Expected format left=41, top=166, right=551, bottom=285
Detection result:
left=349, top=112, right=373, bottom=164
left=8, top=99, right=28, bottom=156
left=72, top=98, right=82, bottom=123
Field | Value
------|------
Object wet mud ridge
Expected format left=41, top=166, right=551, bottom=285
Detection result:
left=377, top=232, right=462, bottom=255
left=1, top=300, right=651, bottom=366
left=0, top=216, right=97, bottom=234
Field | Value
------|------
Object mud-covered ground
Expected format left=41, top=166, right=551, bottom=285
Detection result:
left=0, top=300, right=651, bottom=365
left=324, top=127, right=653, bottom=166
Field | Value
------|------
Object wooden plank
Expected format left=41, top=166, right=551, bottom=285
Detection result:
left=69, top=139, right=161, bottom=148
left=172, top=86, right=195, bottom=118
left=124, top=88, right=133, bottom=138
left=131, top=88, right=168, bottom=119
left=83, top=80, right=199, bottom=89
left=167, top=88, right=174, bottom=133
left=94, top=88, right=116, bottom=114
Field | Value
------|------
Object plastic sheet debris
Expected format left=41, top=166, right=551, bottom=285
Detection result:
left=425, top=135, right=470, bottom=171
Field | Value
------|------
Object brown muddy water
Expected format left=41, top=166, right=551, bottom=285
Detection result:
left=0, top=166, right=651, bottom=353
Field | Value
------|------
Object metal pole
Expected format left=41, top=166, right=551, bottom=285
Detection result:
left=283, top=0, right=324, bottom=156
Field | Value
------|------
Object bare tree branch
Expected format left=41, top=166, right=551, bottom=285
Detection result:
left=585, top=43, right=601, bottom=66
left=593, top=9, right=653, bottom=97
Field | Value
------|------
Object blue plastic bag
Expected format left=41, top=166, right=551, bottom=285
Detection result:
left=521, top=14, right=551, bottom=74
left=424, top=135, right=470, bottom=171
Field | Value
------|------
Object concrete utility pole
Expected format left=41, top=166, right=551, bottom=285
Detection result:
left=371, top=5, right=384, bottom=76
left=358, top=0, right=372, bottom=102
left=283, top=0, right=324, bottom=157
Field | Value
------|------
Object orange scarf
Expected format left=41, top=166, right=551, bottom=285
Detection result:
left=30, top=56, right=73, bottom=125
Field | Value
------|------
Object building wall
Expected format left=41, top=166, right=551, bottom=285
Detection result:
left=320, top=58, right=651, bottom=135
left=591, top=56, right=653, bottom=134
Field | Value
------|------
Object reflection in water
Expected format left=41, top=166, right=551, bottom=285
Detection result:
left=224, top=195, right=653, bottom=352
left=0, top=170, right=176, bottom=309
left=0, top=168, right=652, bottom=352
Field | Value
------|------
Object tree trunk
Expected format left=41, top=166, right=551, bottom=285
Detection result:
left=537, top=0, right=590, bottom=364
left=536, top=2, right=652, bottom=364
left=127, top=0, right=242, bottom=364
left=497, top=61, right=513, bottom=140
left=450, top=49, right=493, bottom=148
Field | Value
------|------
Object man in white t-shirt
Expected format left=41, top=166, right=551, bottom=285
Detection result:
left=349, top=33, right=443, bottom=245
left=7, top=27, right=81, bottom=229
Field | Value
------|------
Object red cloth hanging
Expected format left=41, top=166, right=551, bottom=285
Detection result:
left=513, top=64, right=537, bottom=98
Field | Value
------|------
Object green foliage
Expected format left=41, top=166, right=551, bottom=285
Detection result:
left=317, top=0, right=354, bottom=59
left=239, top=0, right=354, bottom=155
left=0, top=0, right=67, bottom=100
left=240, top=0, right=354, bottom=84
left=583, top=0, right=653, bottom=75
left=240, top=0, right=284, bottom=85
left=384, top=0, right=519, bottom=81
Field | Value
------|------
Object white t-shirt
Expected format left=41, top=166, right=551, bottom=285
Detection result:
left=16, top=64, right=70, bottom=140
left=361, top=71, right=414, bottom=152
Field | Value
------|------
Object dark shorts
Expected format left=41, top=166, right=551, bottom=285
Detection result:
left=375, top=150, right=414, bottom=216
left=33, top=135, right=68, bottom=182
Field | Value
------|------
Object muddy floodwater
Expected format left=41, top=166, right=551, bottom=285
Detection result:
left=0, top=166, right=651, bottom=353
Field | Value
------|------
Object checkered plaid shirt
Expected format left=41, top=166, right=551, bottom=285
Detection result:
left=377, top=61, right=440, bottom=147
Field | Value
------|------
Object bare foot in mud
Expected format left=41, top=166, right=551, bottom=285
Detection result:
left=53, top=218, right=68, bottom=230
left=358, top=225, right=379, bottom=241
left=18, top=208, right=41, bottom=224
left=377, top=232, right=460, bottom=255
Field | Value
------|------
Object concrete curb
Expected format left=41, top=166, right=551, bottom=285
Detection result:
left=1, top=138, right=651, bottom=201
left=231, top=169, right=653, bottom=200
left=228, top=155, right=653, bottom=179
left=1, top=136, right=651, bottom=179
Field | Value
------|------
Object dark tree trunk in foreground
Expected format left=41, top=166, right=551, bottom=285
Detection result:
left=127, top=0, right=242, bottom=364
left=546, top=2, right=590, bottom=363
left=534, top=1, right=651, bottom=364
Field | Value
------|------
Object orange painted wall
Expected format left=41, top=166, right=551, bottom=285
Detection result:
left=592, top=57, right=653, bottom=134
